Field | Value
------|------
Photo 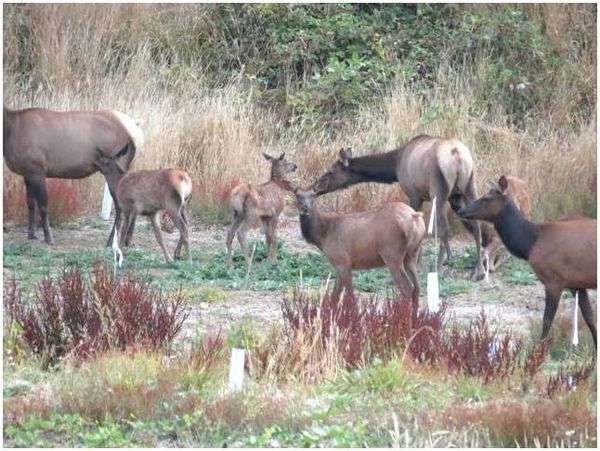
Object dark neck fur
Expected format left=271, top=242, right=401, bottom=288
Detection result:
left=299, top=209, right=323, bottom=248
left=493, top=200, right=539, bottom=260
left=349, top=149, right=399, bottom=184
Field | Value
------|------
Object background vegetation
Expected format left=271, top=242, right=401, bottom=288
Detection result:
left=3, top=4, right=597, bottom=447
left=3, top=3, right=596, bottom=224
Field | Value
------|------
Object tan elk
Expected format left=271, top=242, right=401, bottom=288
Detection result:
left=458, top=175, right=596, bottom=346
left=104, top=165, right=193, bottom=264
left=3, top=107, right=143, bottom=245
left=312, top=136, right=484, bottom=279
left=480, top=175, right=531, bottom=273
left=294, top=188, right=425, bottom=315
left=225, top=153, right=297, bottom=265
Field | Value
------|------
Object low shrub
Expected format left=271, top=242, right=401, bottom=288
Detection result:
left=546, top=361, right=596, bottom=398
left=4, top=264, right=189, bottom=367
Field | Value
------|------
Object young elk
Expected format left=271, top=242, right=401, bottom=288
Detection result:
left=294, top=188, right=425, bottom=315
left=225, top=153, right=297, bottom=265
left=458, top=175, right=597, bottom=346
left=112, top=168, right=193, bottom=264
left=480, top=175, right=531, bottom=273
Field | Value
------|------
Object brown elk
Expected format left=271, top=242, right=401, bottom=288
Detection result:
left=225, top=153, right=297, bottom=265
left=480, top=175, right=531, bottom=273
left=3, top=107, right=143, bottom=245
left=311, top=135, right=484, bottom=279
left=294, top=188, right=425, bottom=314
left=105, top=165, right=193, bottom=264
left=458, top=175, right=597, bottom=346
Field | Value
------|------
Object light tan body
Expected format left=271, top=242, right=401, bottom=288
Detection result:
left=3, top=107, right=142, bottom=245
left=297, top=192, right=425, bottom=313
left=481, top=176, right=531, bottom=272
left=116, top=169, right=192, bottom=263
left=226, top=153, right=296, bottom=264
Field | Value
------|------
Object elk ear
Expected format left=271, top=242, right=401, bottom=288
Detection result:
left=278, top=152, right=286, bottom=160
left=263, top=152, right=273, bottom=161
left=498, top=175, right=509, bottom=193
left=339, top=148, right=351, bottom=167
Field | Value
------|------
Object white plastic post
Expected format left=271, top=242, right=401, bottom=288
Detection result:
left=228, top=348, right=245, bottom=392
left=572, top=292, right=579, bottom=347
left=100, top=183, right=113, bottom=220
left=427, top=197, right=440, bottom=313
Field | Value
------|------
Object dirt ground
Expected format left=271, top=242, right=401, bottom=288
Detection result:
left=3, top=209, right=595, bottom=342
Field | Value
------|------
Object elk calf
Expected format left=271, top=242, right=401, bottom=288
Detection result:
left=294, top=188, right=425, bottom=314
left=113, top=168, right=193, bottom=264
left=480, top=175, right=531, bottom=273
left=226, top=153, right=297, bottom=265
left=458, top=175, right=597, bottom=346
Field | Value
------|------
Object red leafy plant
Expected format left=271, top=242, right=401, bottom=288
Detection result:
left=4, top=263, right=189, bottom=367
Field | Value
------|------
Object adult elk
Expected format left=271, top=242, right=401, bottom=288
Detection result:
left=225, top=153, right=297, bottom=265
left=480, top=175, right=531, bottom=273
left=294, top=188, right=425, bottom=315
left=458, top=175, right=597, bottom=346
left=3, top=107, right=143, bottom=245
left=311, top=135, right=484, bottom=279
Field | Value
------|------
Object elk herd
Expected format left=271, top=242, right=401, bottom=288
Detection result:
left=3, top=106, right=597, bottom=346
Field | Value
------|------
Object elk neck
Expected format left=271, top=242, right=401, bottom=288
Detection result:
left=299, top=206, right=329, bottom=248
left=493, top=199, right=539, bottom=260
left=348, top=149, right=399, bottom=184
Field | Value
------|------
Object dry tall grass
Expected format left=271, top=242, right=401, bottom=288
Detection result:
left=3, top=4, right=596, bottom=228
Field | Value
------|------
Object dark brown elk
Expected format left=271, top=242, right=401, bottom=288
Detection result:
left=225, top=153, right=297, bottom=265
left=3, top=107, right=143, bottom=245
left=458, top=175, right=597, bottom=346
left=294, top=188, right=425, bottom=315
left=109, top=167, right=193, bottom=264
left=480, top=175, right=531, bottom=273
left=311, top=135, right=484, bottom=279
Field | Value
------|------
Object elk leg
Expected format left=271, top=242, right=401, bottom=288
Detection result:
left=332, top=266, right=353, bottom=303
left=237, top=223, right=251, bottom=263
left=265, top=217, right=278, bottom=262
left=119, top=210, right=134, bottom=249
left=572, top=289, right=597, bottom=348
left=24, top=178, right=37, bottom=240
left=430, top=170, right=450, bottom=270
left=167, top=206, right=190, bottom=262
left=226, top=212, right=244, bottom=265
left=453, top=175, right=484, bottom=280
left=104, top=182, right=121, bottom=248
left=27, top=175, right=53, bottom=245
left=150, top=212, right=173, bottom=264
left=404, top=250, right=421, bottom=316
left=407, top=191, right=424, bottom=266
left=124, top=215, right=137, bottom=247
left=541, top=285, right=562, bottom=341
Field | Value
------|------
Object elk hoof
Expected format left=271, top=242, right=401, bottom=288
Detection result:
left=471, top=267, right=486, bottom=282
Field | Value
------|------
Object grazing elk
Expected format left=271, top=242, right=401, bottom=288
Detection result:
left=3, top=107, right=143, bottom=245
left=458, top=175, right=597, bottom=346
left=311, top=135, right=484, bottom=279
left=294, top=188, right=425, bottom=314
left=105, top=165, right=193, bottom=264
left=225, top=153, right=297, bottom=265
left=480, top=175, right=531, bottom=273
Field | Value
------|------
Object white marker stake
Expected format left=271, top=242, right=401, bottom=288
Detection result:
left=572, top=292, right=579, bottom=347
left=427, top=272, right=440, bottom=313
left=100, top=183, right=113, bottom=220
left=427, top=197, right=440, bottom=313
left=228, top=348, right=245, bottom=392
left=484, top=253, right=490, bottom=284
